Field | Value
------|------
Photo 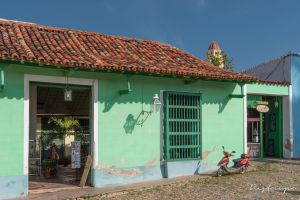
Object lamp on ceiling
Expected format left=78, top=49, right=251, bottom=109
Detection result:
left=274, top=96, right=279, bottom=108
left=64, top=76, right=72, bottom=101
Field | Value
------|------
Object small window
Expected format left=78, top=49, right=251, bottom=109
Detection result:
left=164, top=92, right=201, bottom=161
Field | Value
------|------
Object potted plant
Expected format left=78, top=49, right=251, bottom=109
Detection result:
left=48, top=117, right=80, bottom=166
left=42, top=160, right=57, bottom=178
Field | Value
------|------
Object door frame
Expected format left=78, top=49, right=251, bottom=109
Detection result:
left=24, top=74, right=98, bottom=175
left=246, top=94, right=286, bottom=159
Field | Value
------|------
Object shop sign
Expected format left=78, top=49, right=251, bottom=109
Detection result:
left=256, top=101, right=269, bottom=113
left=256, top=105, right=269, bottom=113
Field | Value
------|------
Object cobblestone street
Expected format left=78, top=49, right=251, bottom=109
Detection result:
left=72, top=160, right=300, bottom=200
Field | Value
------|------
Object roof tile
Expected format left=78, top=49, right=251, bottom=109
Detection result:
left=0, top=19, right=283, bottom=84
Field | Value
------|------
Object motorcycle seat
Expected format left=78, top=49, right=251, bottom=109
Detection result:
left=233, top=158, right=243, bottom=163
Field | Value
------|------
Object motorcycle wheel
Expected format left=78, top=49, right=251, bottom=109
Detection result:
left=217, top=168, right=224, bottom=177
left=239, top=166, right=247, bottom=174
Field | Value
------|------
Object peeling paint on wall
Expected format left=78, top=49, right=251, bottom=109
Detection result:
left=202, top=146, right=218, bottom=161
left=91, top=165, right=162, bottom=188
left=105, top=166, right=142, bottom=178
left=95, top=158, right=159, bottom=178
left=95, top=164, right=108, bottom=170
left=285, top=138, right=292, bottom=152
left=145, top=159, right=158, bottom=170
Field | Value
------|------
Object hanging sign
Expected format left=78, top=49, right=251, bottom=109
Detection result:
left=256, top=101, right=269, bottom=113
left=71, top=141, right=81, bottom=169
left=256, top=105, right=269, bottom=113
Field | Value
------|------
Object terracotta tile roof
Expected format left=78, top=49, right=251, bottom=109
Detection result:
left=208, top=41, right=221, bottom=51
left=0, top=19, right=275, bottom=83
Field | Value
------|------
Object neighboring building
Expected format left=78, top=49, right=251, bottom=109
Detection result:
left=207, top=41, right=224, bottom=68
left=242, top=53, right=299, bottom=159
left=0, top=19, right=289, bottom=199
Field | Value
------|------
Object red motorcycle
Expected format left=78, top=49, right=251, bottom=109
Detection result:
left=216, top=146, right=250, bottom=176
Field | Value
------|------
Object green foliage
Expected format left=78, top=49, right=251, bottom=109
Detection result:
left=207, top=52, right=222, bottom=67
left=206, top=50, right=234, bottom=71
left=48, top=117, right=80, bottom=136
left=48, top=117, right=81, bottom=158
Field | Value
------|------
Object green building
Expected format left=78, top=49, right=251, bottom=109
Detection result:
left=0, top=19, right=289, bottom=199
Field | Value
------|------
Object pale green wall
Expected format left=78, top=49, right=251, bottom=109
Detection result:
left=246, top=83, right=289, bottom=95
left=0, top=63, right=245, bottom=176
left=0, top=66, right=24, bottom=176
left=98, top=76, right=245, bottom=167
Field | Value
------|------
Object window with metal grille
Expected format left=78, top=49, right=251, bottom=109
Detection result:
left=164, top=92, right=201, bottom=161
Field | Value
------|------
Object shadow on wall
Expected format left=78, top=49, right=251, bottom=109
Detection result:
left=0, top=67, right=24, bottom=100
left=160, top=146, right=220, bottom=178
left=100, top=76, right=239, bottom=113
left=102, top=92, right=119, bottom=113
left=218, top=96, right=230, bottom=113
left=123, top=114, right=137, bottom=134
left=123, top=111, right=152, bottom=134
left=99, top=77, right=240, bottom=136
left=201, top=84, right=237, bottom=114
left=193, top=146, right=219, bottom=174
left=0, top=86, right=24, bottom=100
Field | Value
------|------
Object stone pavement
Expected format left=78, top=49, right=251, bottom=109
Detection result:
left=14, top=158, right=300, bottom=200
left=16, top=174, right=212, bottom=200
left=87, top=159, right=299, bottom=200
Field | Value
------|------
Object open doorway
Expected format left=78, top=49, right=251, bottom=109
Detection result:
left=28, top=83, right=91, bottom=190
left=247, top=95, right=283, bottom=158
left=264, top=96, right=283, bottom=157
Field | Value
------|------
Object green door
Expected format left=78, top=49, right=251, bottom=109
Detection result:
left=265, top=97, right=283, bottom=158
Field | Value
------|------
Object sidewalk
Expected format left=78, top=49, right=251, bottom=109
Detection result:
left=16, top=158, right=296, bottom=200
left=17, top=173, right=213, bottom=200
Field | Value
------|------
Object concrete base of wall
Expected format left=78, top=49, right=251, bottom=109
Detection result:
left=0, top=175, right=28, bottom=200
left=0, top=162, right=218, bottom=199
left=164, top=160, right=218, bottom=178
left=91, top=165, right=162, bottom=187
left=91, top=161, right=218, bottom=188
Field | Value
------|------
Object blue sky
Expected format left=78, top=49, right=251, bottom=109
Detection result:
left=1, top=0, right=300, bottom=71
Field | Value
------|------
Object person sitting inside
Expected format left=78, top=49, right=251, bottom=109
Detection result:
left=50, top=143, right=59, bottom=161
